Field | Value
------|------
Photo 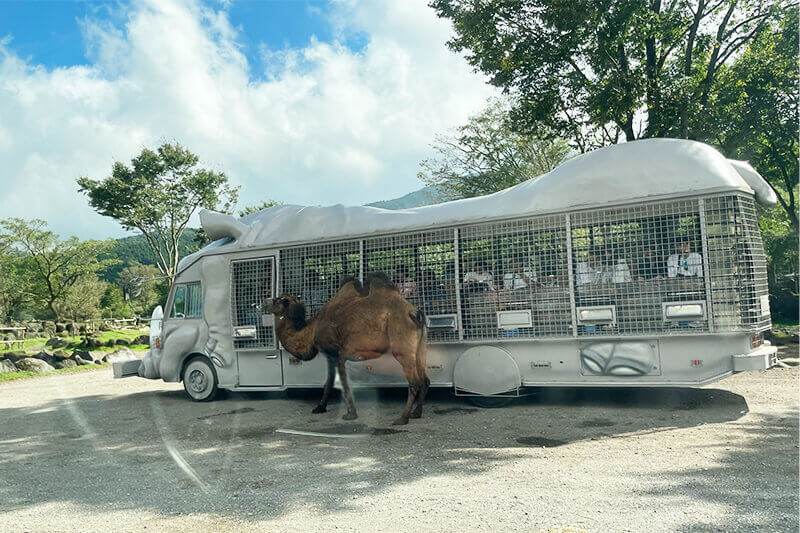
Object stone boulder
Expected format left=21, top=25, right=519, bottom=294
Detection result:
left=45, top=337, right=68, bottom=349
left=33, top=350, right=56, bottom=365
left=54, top=359, right=78, bottom=369
left=55, top=323, right=66, bottom=333
left=115, top=338, right=130, bottom=346
left=15, top=358, right=55, bottom=373
left=3, top=351, right=28, bottom=363
left=102, top=347, right=136, bottom=364
left=0, top=359, right=18, bottom=373
left=134, top=334, right=150, bottom=345
left=24, top=331, right=39, bottom=339
left=71, top=349, right=95, bottom=362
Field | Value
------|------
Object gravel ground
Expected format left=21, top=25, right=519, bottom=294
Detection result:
left=0, top=354, right=797, bottom=532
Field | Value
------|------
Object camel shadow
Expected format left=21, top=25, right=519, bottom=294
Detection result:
left=0, top=383, right=753, bottom=524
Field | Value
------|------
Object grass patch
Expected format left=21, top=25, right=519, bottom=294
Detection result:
left=0, top=362, right=111, bottom=383
left=772, top=317, right=799, bottom=329
left=14, top=328, right=149, bottom=354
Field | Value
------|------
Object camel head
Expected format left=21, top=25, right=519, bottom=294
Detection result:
left=269, top=294, right=308, bottom=330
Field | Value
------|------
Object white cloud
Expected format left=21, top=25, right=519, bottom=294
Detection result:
left=0, top=0, right=496, bottom=239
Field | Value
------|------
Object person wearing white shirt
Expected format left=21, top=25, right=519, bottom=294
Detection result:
left=503, top=259, right=537, bottom=290
left=462, top=261, right=496, bottom=291
left=598, top=248, right=632, bottom=284
left=576, top=249, right=602, bottom=286
left=667, top=241, right=703, bottom=278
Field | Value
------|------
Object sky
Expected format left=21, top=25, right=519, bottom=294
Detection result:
left=0, top=0, right=496, bottom=240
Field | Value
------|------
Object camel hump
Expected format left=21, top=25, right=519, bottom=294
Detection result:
left=339, top=275, right=366, bottom=295
left=365, top=272, right=397, bottom=292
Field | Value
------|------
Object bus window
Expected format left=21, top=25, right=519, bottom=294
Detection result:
left=186, top=282, right=202, bottom=318
left=171, top=285, right=186, bottom=318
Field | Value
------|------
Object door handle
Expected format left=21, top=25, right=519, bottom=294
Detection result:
left=264, top=354, right=279, bottom=359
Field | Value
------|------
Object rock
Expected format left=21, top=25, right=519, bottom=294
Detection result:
left=134, top=334, right=150, bottom=345
left=42, top=321, right=56, bottom=337
left=55, top=323, right=66, bottom=333
left=78, top=324, right=87, bottom=333
left=3, top=351, right=28, bottom=363
left=45, top=337, right=67, bottom=349
left=33, top=350, right=55, bottom=365
left=14, top=358, right=55, bottom=373
left=55, top=359, right=78, bottom=369
left=115, top=338, right=129, bottom=346
left=71, top=349, right=94, bottom=363
left=52, top=350, right=70, bottom=359
left=103, top=347, right=136, bottom=363
left=99, top=323, right=112, bottom=332
left=65, top=323, right=76, bottom=335
left=0, top=359, right=18, bottom=373
left=24, top=331, right=39, bottom=339
left=75, top=356, right=93, bottom=366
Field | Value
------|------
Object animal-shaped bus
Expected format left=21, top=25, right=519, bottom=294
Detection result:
left=114, top=138, right=779, bottom=406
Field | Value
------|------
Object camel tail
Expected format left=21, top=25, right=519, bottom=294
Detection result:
left=415, top=317, right=429, bottom=385
left=410, top=308, right=425, bottom=329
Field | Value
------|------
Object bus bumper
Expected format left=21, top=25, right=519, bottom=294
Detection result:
left=112, top=359, right=143, bottom=378
left=732, top=342, right=778, bottom=372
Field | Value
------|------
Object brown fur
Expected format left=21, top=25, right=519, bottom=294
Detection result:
left=269, top=274, right=428, bottom=425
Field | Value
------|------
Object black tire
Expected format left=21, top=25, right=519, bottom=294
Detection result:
left=182, top=355, right=219, bottom=402
left=468, top=395, right=516, bottom=408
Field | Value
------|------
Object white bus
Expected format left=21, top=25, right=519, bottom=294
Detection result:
left=114, top=139, right=779, bottom=404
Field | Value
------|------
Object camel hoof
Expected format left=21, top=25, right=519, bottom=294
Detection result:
left=410, top=411, right=422, bottom=419
left=392, top=417, right=409, bottom=426
left=342, top=411, right=358, bottom=421
left=311, top=405, right=327, bottom=414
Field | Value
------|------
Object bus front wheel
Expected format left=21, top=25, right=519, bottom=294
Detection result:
left=182, top=356, right=219, bottom=402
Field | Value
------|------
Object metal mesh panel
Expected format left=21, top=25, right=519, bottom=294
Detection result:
left=365, top=229, right=459, bottom=342
left=570, top=200, right=707, bottom=336
left=705, top=194, right=771, bottom=332
left=231, top=257, right=275, bottom=349
left=459, top=215, right=571, bottom=340
left=279, top=241, right=361, bottom=319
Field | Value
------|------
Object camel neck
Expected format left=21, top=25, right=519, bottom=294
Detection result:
left=275, top=314, right=318, bottom=360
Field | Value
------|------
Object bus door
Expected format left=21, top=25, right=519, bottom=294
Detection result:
left=231, top=257, right=283, bottom=386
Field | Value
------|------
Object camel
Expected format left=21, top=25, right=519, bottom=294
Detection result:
left=268, top=273, right=429, bottom=425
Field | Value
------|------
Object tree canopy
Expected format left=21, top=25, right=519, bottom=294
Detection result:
left=418, top=99, right=570, bottom=199
left=77, top=143, right=239, bottom=281
left=431, top=0, right=786, bottom=150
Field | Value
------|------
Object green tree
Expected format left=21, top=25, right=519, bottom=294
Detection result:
left=100, top=284, right=133, bottom=319
left=418, top=99, right=570, bottom=199
left=0, top=250, right=37, bottom=321
left=77, top=143, right=239, bottom=282
left=431, top=0, right=783, bottom=149
left=56, top=275, right=108, bottom=322
left=239, top=200, right=284, bottom=217
left=699, top=6, right=798, bottom=230
left=0, top=219, right=117, bottom=321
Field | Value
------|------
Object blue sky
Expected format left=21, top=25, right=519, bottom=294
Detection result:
left=0, top=0, right=494, bottom=239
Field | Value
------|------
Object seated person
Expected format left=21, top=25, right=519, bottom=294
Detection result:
left=667, top=240, right=703, bottom=278
left=503, top=259, right=538, bottom=290
left=598, top=248, right=632, bottom=284
left=421, top=269, right=446, bottom=301
left=575, top=248, right=602, bottom=286
left=462, top=261, right=496, bottom=292
left=635, top=248, right=664, bottom=280
left=395, top=265, right=417, bottom=298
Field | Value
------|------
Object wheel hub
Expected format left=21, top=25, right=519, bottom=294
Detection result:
left=188, top=368, right=207, bottom=393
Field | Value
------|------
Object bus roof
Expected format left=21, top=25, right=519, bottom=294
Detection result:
left=180, top=138, right=776, bottom=273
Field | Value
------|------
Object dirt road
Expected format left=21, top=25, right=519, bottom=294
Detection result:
left=0, top=363, right=797, bottom=532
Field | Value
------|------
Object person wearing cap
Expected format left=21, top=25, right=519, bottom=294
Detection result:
left=667, top=240, right=703, bottom=278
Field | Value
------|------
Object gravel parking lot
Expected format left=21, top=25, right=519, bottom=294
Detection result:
left=0, top=358, right=797, bottom=532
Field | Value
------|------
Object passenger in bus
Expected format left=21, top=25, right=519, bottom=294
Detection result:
left=634, top=248, right=664, bottom=280
left=421, top=269, right=447, bottom=311
left=395, top=265, right=418, bottom=298
left=503, top=259, right=537, bottom=290
left=575, top=248, right=602, bottom=286
left=305, top=270, right=328, bottom=309
left=599, top=247, right=632, bottom=283
left=462, top=261, right=496, bottom=292
left=667, top=240, right=703, bottom=278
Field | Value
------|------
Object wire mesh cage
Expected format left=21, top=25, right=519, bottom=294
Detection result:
left=230, top=257, right=275, bottom=350
left=266, top=192, right=769, bottom=345
left=570, top=199, right=708, bottom=336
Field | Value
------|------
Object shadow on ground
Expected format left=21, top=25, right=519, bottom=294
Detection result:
left=0, top=384, right=755, bottom=523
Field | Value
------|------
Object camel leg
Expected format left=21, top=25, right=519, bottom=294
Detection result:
left=410, top=330, right=429, bottom=419
left=338, top=357, right=358, bottom=421
left=393, top=355, right=420, bottom=426
left=312, top=354, right=337, bottom=414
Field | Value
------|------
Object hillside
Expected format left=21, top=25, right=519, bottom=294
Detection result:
left=365, top=186, right=448, bottom=210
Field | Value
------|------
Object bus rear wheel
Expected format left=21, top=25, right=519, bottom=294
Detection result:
left=182, top=356, right=219, bottom=402
left=468, top=395, right=516, bottom=408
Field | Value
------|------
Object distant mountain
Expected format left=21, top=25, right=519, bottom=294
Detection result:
left=365, top=185, right=449, bottom=210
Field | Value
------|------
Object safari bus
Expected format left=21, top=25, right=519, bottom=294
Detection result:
left=114, top=138, right=779, bottom=405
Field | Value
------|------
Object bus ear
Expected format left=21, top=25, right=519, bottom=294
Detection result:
left=200, top=209, right=248, bottom=241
